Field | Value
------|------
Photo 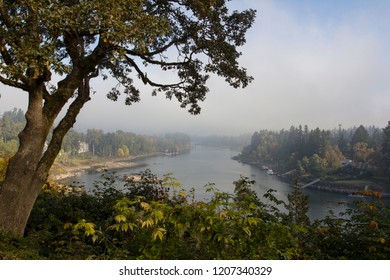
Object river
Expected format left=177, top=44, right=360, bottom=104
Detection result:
left=67, top=145, right=383, bottom=220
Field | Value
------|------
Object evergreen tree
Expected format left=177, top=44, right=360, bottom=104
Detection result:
left=381, top=121, right=390, bottom=181
left=352, top=125, right=370, bottom=146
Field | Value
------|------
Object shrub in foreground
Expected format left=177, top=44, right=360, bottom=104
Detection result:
left=1, top=170, right=388, bottom=259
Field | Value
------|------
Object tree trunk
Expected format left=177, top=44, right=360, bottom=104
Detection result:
left=0, top=77, right=91, bottom=236
left=0, top=85, right=50, bottom=236
left=0, top=148, right=47, bottom=236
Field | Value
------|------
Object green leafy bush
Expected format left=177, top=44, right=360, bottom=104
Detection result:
left=1, top=170, right=388, bottom=260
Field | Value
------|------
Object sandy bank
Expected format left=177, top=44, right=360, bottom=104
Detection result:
left=48, top=153, right=162, bottom=181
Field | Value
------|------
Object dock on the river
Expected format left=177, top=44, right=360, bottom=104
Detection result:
left=302, top=179, right=321, bottom=188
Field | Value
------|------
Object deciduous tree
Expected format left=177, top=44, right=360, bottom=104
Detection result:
left=0, top=0, right=256, bottom=236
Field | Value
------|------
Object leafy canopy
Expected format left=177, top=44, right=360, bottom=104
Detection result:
left=0, top=0, right=256, bottom=114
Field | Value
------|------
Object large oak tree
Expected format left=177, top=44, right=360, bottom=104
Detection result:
left=0, top=0, right=255, bottom=236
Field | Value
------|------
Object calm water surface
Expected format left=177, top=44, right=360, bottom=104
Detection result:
left=68, top=145, right=384, bottom=220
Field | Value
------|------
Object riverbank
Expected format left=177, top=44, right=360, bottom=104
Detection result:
left=48, top=153, right=163, bottom=181
left=274, top=169, right=390, bottom=197
left=233, top=156, right=390, bottom=197
left=303, top=179, right=390, bottom=197
left=279, top=172, right=390, bottom=197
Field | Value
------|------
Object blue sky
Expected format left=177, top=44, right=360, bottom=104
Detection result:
left=1, top=0, right=389, bottom=136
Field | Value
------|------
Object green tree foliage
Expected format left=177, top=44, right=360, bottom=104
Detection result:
left=0, top=154, right=10, bottom=184
left=86, top=129, right=104, bottom=156
left=239, top=124, right=387, bottom=178
left=382, top=122, right=390, bottom=181
left=0, top=109, right=24, bottom=155
left=1, top=171, right=387, bottom=260
left=309, top=190, right=389, bottom=259
left=352, top=125, right=370, bottom=146
left=0, top=108, right=25, bottom=142
left=0, top=0, right=256, bottom=236
left=82, top=129, right=191, bottom=158
left=337, top=128, right=350, bottom=156
left=61, top=129, right=82, bottom=156
left=0, top=109, right=192, bottom=160
left=308, top=154, right=329, bottom=177
left=0, top=139, right=18, bottom=155
left=0, top=109, right=25, bottom=184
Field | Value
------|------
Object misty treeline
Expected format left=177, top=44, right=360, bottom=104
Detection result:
left=62, top=129, right=191, bottom=158
left=239, top=123, right=390, bottom=179
left=192, top=134, right=251, bottom=150
left=0, top=108, right=191, bottom=159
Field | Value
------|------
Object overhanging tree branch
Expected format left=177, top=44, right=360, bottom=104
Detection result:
left=125, top=55, right=184, bottom=88
left=0, top=75, right=28, bottom=91
left=126, top=48, right=193, bottom=68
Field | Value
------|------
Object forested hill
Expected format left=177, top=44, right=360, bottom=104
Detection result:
left=0, top=108, right=192, bottom=159
left=237, top=124, right=390, bottom=184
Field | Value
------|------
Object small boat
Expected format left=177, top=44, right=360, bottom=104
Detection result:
left=348, top=193, right=366, bottom=198
left=266, top=169, right=274, bottom=175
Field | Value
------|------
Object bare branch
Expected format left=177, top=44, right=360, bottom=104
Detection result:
left=0, top=75, right=28, bottom=91
left=125, top=55, right=184, bottom=88
left=126, top=48, right=192, bottom=68
left=143, top=37, right=180, bottom=56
